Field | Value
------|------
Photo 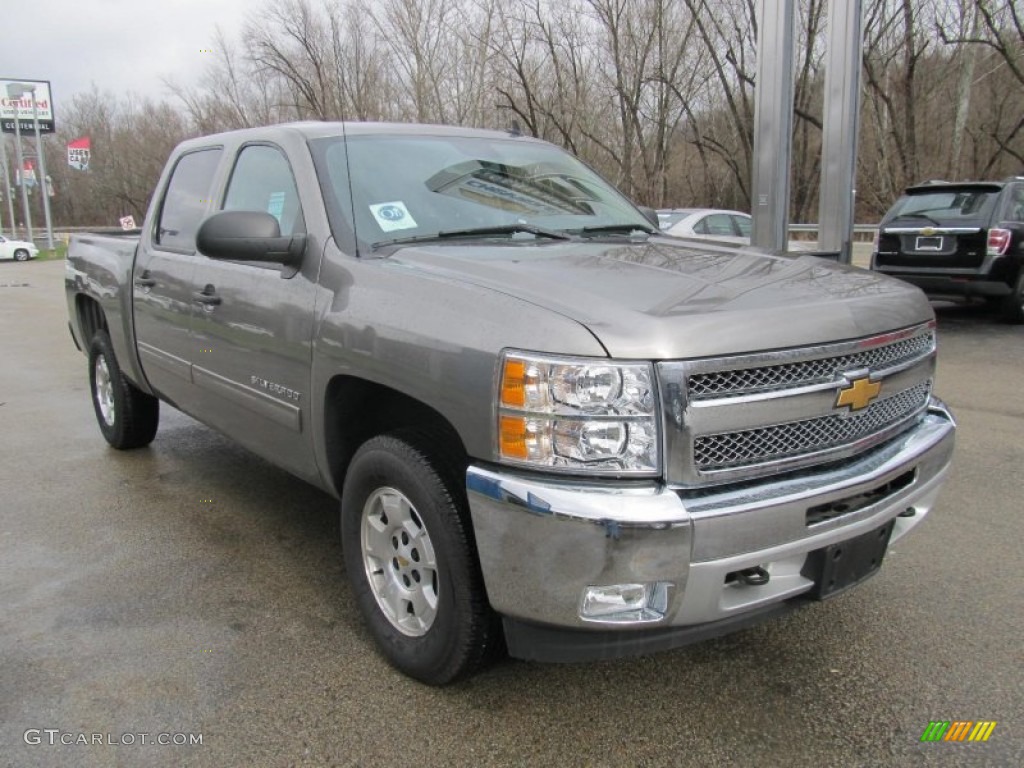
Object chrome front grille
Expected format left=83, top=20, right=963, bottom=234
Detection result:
left=693, top=381, right=931, bottom=470
left=688, top=331, right=935, bottom=399
left=657, top=322, right=937, bottom=487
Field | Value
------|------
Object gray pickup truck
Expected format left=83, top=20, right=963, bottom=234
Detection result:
left=66, top=122, right=955, bottom=685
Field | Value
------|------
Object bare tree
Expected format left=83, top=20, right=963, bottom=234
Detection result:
left=51, top=90, right=191, bottom=226
left=48, top=0, right=1024, bottom=228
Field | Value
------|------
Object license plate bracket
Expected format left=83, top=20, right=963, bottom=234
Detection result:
left=915, top=235, right=943, bottom=251
left=803, top=520, right=895, bottom=600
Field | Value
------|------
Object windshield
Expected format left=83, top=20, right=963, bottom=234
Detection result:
left=888, top=189, right=998, bottom=224
left=311, top=133, right=650, bottom=249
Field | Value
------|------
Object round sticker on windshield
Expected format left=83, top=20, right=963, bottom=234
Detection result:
left=370, top=201, right=418, bottom=232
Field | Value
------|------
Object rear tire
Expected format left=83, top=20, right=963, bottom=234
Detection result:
left=999, top=272, right=1024, bottom=324
left=13, top=248, right=30, bottom=262
left=341, top=432, right=499, bottom=685
left=88, top=330, right=159, bottom=449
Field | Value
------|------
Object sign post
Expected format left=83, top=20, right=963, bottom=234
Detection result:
left=8, top=98, right=32, bottom=241
left=0, top=138, right=16, bottom=236
left=29, top=90, right=55, bottom=249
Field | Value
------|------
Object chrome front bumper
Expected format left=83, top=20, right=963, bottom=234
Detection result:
left=467, top=399, right=955, bottom=658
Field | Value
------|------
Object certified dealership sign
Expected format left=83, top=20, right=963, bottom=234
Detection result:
left=0, top=78, right=55, bottom=134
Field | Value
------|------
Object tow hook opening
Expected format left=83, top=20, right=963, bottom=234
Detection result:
left=727, top=566, right=771, bottom=587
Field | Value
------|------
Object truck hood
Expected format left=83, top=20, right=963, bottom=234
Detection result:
left=386, top=238, right=933, bottom=359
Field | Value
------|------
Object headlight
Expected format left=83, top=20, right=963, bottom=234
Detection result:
left=497, top=351, right=659, bottom=475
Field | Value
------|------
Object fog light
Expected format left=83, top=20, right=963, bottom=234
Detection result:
left=579, top=582, right=671, bottom=624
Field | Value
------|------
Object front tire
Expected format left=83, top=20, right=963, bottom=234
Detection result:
left=999, top=271, right=1024, bottom=324
left=341, top=432, right=499, bottom=685
left=88, top=330, right=159, bottom=449
left=13, top=248, right=30, bottom=261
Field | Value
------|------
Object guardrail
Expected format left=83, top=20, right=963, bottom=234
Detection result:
left=788, top=224, right=879, bottom=242
left=1, top=226, right=131, bottom=246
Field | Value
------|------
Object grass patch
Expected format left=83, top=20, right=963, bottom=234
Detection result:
left=35, top=243, right=68, bottom=261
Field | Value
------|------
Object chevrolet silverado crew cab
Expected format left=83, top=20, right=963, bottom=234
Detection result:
left=871, top=177, right=1024, bottom=323
left=66, top=122, right=956, bottom=685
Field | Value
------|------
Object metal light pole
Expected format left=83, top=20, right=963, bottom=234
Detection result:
left=28, top=87, right=55, bottom=250
left=6, top=85, right=33, bottom=241
left=0, top=137, right=17, bottom=236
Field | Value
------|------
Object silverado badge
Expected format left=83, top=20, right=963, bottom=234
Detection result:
left=836, top=376, right=882, bottom=412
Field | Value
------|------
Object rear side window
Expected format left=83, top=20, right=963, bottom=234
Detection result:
left=156, top=149, right=223, bottom=251
left=700, top=214, right=735, bottom=236
left=222, top=145, right=305, bottom=236
left=1003, top=185, right=1024, bottom=222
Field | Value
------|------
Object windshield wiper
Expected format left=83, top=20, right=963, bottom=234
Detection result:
left=893, top=212, right=941, bottom=226
left=575, top=223, right=657, bottom=238
left=372, top=224, right=572, bottom=250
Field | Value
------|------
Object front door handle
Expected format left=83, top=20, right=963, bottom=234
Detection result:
left=135, top=270, right=156, bottom=288
left=193, top=285, right=222, bottom=306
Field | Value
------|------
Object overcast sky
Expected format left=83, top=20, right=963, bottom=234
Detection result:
left=4, top=0, right=257, bottom=109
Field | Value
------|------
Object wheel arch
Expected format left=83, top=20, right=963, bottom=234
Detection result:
left=323, top=375, right=470, bottom=497
left=75, top=293, right=109, bottom=346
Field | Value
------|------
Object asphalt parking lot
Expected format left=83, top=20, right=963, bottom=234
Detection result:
left=2, top=258, right=1022, bottom=767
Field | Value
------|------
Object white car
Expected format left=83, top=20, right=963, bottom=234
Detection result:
left=660, top=208, right=817, bottom=251
left=0, top=235, right=39, bottom=261
left=662, top=208, right=754, bottom=244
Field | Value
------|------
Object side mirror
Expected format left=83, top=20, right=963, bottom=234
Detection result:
left=637, top=205, right=660, bottom=228
left=196, top=211, right=306, bottom=276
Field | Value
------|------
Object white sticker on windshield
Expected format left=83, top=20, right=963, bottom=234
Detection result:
left=370, top=201, right=418, bottom=232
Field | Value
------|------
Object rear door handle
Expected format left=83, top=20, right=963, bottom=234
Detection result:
left=193, top=285, right=222, bottom=306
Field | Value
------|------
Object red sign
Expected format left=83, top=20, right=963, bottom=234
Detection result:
left=68, top=136, right=90, bottom=170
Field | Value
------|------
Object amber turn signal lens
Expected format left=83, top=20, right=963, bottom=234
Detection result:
left=500, top=359, right=527, bottom=407
left=499, top=415, right=529, bottom=460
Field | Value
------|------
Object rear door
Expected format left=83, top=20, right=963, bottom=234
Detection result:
left=188, top=142, right=319, bottom=481
left=133, top=148, right=222, bottom=405
left=875, top=185, right=999, bottom=272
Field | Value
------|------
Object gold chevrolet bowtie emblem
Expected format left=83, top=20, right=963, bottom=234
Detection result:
left=920, top=227, right=936, bottom=236
left=836, top=377, right=882, bottom=411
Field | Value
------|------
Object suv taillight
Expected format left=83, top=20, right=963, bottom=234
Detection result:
left=987, top=228, right=1011, bottom=256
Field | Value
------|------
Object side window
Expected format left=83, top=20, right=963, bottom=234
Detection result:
left=704, top=214, right=735, bottom=236
left=733, top=215, right=752, bottom=237
left=156, top=149, right=223, bottom=251
left=223, top=145, right=305, bottom=236
left=1006, top=185, right=1024, bottom=223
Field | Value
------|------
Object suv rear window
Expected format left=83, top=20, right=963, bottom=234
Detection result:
left=887, top=188, right=999, bottom=224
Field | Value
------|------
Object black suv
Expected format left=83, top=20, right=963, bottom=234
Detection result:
left=871, top=178, right=1024, bottom=323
